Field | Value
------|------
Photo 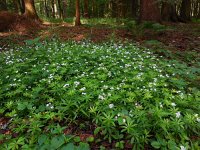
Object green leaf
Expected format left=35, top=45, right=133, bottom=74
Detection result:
left=151, top=141, right=161, bottom=149
left=94, top=127, right=101, bottom=135
left=86, top=137, right=94, bottom=143
left=118, top=117, right=124, bottom=125
left=74, top=136, right=81, bottom=143
left=50, top=135, right=65, bottom=149
left=38, top=134, right=48, bottom=145
left=76, top=142, right=90, bottom=150
left=61, top=143, right=75, bottom=150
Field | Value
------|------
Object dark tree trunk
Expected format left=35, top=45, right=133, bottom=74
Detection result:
left=84, top=0, right=89, bottom=18
left=140, top=0, right=161, bottom=22
left=161, top=2, right=171, bottom=21
left=18, top=0, right=25, bottom=14
left=13, top=0, right=20, bottom=13
left=51, top=0, right=55, bottom=18
left=44, top=0, right=49, bottom=17
left=75, top=0, right=81, bottom=26
left=132, top=0, right=138, bottom=18
left=58, top=0, right=63, bottom=19
left=62, top=0, right=67, bottom=18
left=161, top=2, right=178, bottom=22
left=0, top=0, right=8, bottom=11
left=180, top=0, right=191, bottom=22
left=24, top=0, right=39, bottom=20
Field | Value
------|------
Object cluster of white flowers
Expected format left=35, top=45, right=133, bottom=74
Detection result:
left=46, top=103, right=54, bottom=109
left=74, top=81, right=80, bottom=87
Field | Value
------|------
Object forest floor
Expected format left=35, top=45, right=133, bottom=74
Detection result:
left=1, top=21, right=200, bottom=64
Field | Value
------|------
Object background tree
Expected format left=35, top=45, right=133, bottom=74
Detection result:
left=0, top=0, right=8, bottom=11
left=140, top=0, right=161, bottom=22
left=24, top=0, right=39, bottom=19
left=180, top=0, right=192, bottom=22
left=75, top=0, right=81, bottom=26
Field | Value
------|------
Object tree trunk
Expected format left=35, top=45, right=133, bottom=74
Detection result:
left=180, top=0, right=191, bottom=22
left=24, top=0, right=39, bottom=20
left=132, top=0, right=138, bottom=18
left=140, top=0, right=161, bottom=22
left=161, top=2, right=178, bottom=22
left=13, top=0, right=20, bottom=13
left=75, top=0, right=81, bottom=26
left=0, top=0, right=8, bottom=11
left=58, top=0, right=63, bottom=19
left=51, top=0, right=55, bottom=18
left=18, top=0, right=25, bottom=14
left=84, top=0, right=89, bottom=18
left=44, top=0, right=49, bottom=17
left=62, top=0, right=67, bottom=18
left=161, top=2, right=171, bottom=21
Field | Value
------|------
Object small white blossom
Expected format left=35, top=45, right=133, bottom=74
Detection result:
left=123, top=119, right=126, bottom=123
left=176, top=112, right=181, bottom=118
left=159, top=102, right=163, bottom=108
left=74, top=81, right=80, bottom=86
left=197, top=118, right=200, bottom=123
left=63, top=84, right=69, bottom=87
left=180, top=145, right=186, bottom=150
left=80, top=87, right=86, bottom=91
left=171, top=103, right=176, bottom=107
left=109, top=104, right=114, bottom=109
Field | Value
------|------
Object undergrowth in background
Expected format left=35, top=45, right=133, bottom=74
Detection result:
left=0, top=39, right=199, bottom=150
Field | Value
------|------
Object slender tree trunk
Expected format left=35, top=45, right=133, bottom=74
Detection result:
left=24, top=0, right=39, bottom=20
left=140, top=0, right=161, bottom=22
left=180, top=0, right=191, bottom=22
left=84, top=0, right=89, bottom=18
left=132, top=0, right=138, bottom=18
left=44, top=0, right=49, bottom=17
left=75, top=0, right=81, bottom=26
left=18, top=0, right=25, bottom=14
left=58, top=0, right=63, bottom=19
left=62, top=0, right=67, bottom=18
left=51, top=0, right=55, bottom=18
left=198, top=0, right=200, bottom=18
left=13, top=0, right=20, bottom=13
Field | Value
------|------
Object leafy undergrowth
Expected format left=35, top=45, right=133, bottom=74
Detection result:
left=0, top=39, right=199, bottom=150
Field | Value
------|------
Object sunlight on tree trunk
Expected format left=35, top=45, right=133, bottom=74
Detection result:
left=24, top=0, right=39, bottom=20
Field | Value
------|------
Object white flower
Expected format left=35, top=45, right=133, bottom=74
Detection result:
left=80, top=87, right=86, bottom=91
left=176, top=112, right=181, bottom=118
left=74, top=81, right=80, bottom=86
left=98, top=95, right=105, bottom=100
left=197, top=118, right=200, bottom=123
left=63, top=84, right=69, bottom=87
left=109, top=104, right=114, bottom=109
left=123, top=119, right=126, bottom=123
left=180, top=145, right=186, bottom=150
left=159, top=102, right=163, bottom=108
left=171, top=102, right=176, bottom=107
left=82, top=92, right=86, bottom=95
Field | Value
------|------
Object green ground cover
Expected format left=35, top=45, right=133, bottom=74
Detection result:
left=0, top=39, right=199, bottom=149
